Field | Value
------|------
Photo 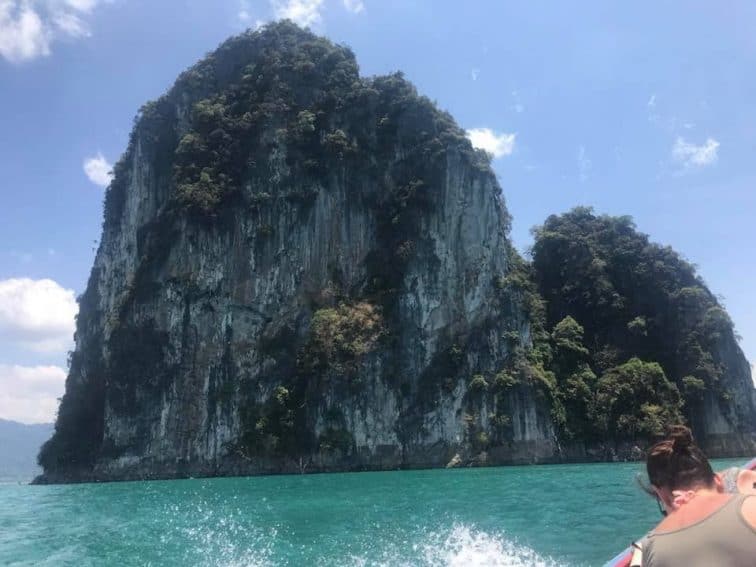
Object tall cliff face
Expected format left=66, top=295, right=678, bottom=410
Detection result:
left=38, top=23, right=554, bottom=482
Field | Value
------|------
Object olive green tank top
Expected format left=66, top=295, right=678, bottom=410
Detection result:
left=644, top=494, right=756, bottom=567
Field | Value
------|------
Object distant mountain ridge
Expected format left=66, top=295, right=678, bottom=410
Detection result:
left=0, top=419, right=53, bottom=481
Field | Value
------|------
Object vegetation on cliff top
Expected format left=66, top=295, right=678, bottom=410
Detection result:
left=103, top=21, right=494, bottom=222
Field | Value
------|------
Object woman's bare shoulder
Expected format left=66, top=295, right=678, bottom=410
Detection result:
left=741, top=495, right=756, bottom=529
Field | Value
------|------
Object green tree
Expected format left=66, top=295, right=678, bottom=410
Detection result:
left=552, top=316, right=589, bottom=357
left=550, top=316, right=596, bottom=439
left=595, top=358, right=683, bottom=438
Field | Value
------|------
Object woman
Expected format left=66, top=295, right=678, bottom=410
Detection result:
left=630, top=425, right=756, bottom=567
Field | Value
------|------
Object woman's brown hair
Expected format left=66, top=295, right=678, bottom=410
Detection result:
left=646, top=425, right=715, bottom=491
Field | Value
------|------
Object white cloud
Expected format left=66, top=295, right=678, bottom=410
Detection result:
left=238, top=0, right=251, bottom=22
left=342, top=0, right=363, bottom=14
left=647, top=94, right=656, bottom=108
left=0, top=278, right=78, bottom=354
left=578, top=145, right=591, bottom=182
left=64, top=0, right=98, bottom=12
left=0, top=0, right=109, bottom=63
left=271, top=0, right=323, bottom=27
left=0, top=364, right=65, bottom=424
left=470, top=68, right=479, bottom=81
left=0, top=1, right=50, bottom=63
left=52, top=9, right=87, bottom=37
left=238, top=1, right=265, bottom=29
left=465, top=128, right=516, bottom=158
left=83, top=152, right=112, bottom=187
left=672, top=136, right=720, bottom=169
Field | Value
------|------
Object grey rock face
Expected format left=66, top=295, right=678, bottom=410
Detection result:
left=696, top=338, right=756, bottom=456
left=37, top=24, right=555, bottom=483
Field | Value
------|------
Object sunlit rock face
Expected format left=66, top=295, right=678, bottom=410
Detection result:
left=36, top=23, right=554, bottom=483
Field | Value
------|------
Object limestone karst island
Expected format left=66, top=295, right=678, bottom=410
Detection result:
left=35, top=22, right=756, bottom=484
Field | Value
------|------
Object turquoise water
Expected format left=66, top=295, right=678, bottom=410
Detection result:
left=0, top=460, right=743, bottom=566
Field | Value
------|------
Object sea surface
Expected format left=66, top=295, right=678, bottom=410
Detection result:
left=0, top=459, right=744, bottom=566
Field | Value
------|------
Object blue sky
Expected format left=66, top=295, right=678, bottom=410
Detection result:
left=1, top=0, right=755, bottom=422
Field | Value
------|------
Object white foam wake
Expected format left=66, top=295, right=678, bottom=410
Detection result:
left=345, top=524, right=565, bottom=567
left=166, top=497, right=564, bottom=567
left=418, top=524, right=563, bottom=567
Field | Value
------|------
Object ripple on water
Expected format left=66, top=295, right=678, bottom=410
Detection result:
left=2, top=462, right=699, bottom=566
